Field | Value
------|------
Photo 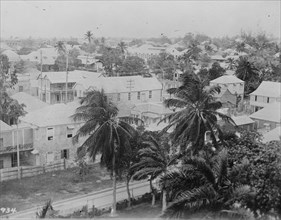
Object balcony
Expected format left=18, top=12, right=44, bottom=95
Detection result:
left=0, top=143, right=33, bottom=154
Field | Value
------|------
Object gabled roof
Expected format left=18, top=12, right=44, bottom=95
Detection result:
left=250, top=81, right=281, bottom=98
left=262, top=126, right=281, bottom=143
left=11, top=92, right=49, bottom=113
left=210, top=75, right=244, bottom=84
left=0, top=120, right=13, bottom=132
left=250, top=102, right=281, bottom=123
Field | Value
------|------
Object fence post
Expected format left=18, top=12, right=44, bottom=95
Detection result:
left=20, top=167, right=23, bottom=179
left=43, top=164, right=45, bottom=173
left=63, top=158, right=66, bottom=170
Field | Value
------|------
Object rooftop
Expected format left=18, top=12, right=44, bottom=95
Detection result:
left=231, top=115, right=255, bottom=126
left=262, top=126, right=281, bottom=143
left=11, top=92, right=49, bottom=113
left=250, top=81, right=281, bottom=98
left=210, top=75, right=244, bottom=84
left=250, top=102, right=281, bottom=123
left=0, top=120, right=13, bottom=132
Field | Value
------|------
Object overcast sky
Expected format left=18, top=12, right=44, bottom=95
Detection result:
left=1, top=1, right=280, bottom=39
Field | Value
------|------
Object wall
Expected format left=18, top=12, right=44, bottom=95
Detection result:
left=251, top=118, right=279, bottom=130
left=33, top=123, right=84, bottom=165
left=0, top=154, right=12, bottom=169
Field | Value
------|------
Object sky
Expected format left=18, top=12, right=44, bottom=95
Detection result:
left=0, top=1, right=280, bottom=39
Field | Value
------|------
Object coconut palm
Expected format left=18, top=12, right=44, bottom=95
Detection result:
left=161, top=150, right=253, bottom=219
left=130, top=135, right=178, bottom=211
left=235, top=57, right=260, bottom=95
left=55, top=41, right=66, bottom=55
left=84, top=30, right=94, bottom=44
left=117, top=41, right=127, bottom=55
left=161, top=73, right=235, bottom=155
left=227, top=57, right=237, bottom=70
left=72, top=90, right=136, bottom=216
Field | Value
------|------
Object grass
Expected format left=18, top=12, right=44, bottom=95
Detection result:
left=97, top=202, right=162, bottom=219
left=0, top=164, right=120, bottom=215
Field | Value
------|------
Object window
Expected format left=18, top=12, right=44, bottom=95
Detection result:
left=47, top=127, right=54, bottom=140
left=128, top=92, right=131, bottom=100
left=137, top=92, right=140, bottom=100
left=0, top=160, right=3, bottom=169
left=117, top=93, right=121, bottom=101
left=61, top=149, right=69, bottom=159
left=0, top=138, right=3, bottom=147
left=149, top=91, right=152, bottom=99
left=255, top=95, right=257, bottom=101
left=19, top=86, right=23, bottom=92
left=67, top=126, right=74, bottom=138
left=267, top=97, right=270, bottom=103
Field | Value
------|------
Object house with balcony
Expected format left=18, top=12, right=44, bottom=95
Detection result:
left=249, top=81, right=281, bottom=112
left=37, top=70, right=100, bottom=104
left=0, top=121, right=35, bottom=169
left=210, top=75, right=245, bottom=107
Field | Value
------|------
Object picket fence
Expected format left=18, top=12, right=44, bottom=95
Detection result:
left=0, top=159, right=66, bottom=182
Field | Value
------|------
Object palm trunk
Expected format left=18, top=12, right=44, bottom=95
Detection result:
left=110, top=152, right=117, bottom=216
left=149, top=178, right=156, bottom=206
left=162, top=189, right=167, bottom=212
left=126, top=176, right=131, bottom=208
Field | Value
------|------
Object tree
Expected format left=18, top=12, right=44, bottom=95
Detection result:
left=161, top=73, right=235, bottom=155
left=208, top=62, right=226, bottom=81
left=235, top=57, right=260, bottom=95
left=117, top=41, right=127, bottom=55
left=130, top=134, right=178, bottom=211
left=148, top=52, right=177, bottom=80
left=54, top=48, right=81, bottom=71
left=97, top=47, right=123, bottom=76
left=72, top=90, right=136, bottom=216
left=161, top=149, right=253, bottom=219
left=55, top=41, right=66, bottom=55
left=0, top=54, right=26, bottom=125
left=119, top=56, right=147, bottom=76
left=226, top=57, right=236, bottom=70
left=84, top=31, right=94, bottom=44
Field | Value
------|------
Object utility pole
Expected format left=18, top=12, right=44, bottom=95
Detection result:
left=126, top=79, right=134, bottom=101
left=65, top=51, right=69, bottom=104
left=40, top=50, right=43, bottom=101
left=16, top=118, right=20, bottom=179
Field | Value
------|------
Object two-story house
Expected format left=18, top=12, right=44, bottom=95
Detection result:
left=20, top=101, right=84, bottom=165
left=210, top=75, right=245, bottom=107
left=74, top=75, right=163, bottom=107
left=38, top=71, right=92, bottom=104
left=249, top=81, right=281, bottom=112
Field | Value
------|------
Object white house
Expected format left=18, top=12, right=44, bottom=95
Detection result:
left=210, top=75, right=245, bottom=104
left=249, top=81, right=281, bottom=112
left=74, top=75, right=163, bottom=106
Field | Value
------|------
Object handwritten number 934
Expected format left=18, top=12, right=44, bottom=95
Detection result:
left=0, top=207, right=17, bottom=214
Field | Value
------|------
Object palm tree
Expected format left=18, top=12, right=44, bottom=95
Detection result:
left=55, top=41, right=66, bottom=55
left=130, top=135, right=178, bottom=211
left=161, top=73, right=235, bottom=155
left=117, top=41, right=127, bottom=55
left=235, top=57, right=260, bottom=95
left=227, top=57, right=236, bottom=70
left=72, top=90, right=136, bottom=216
left=84, top=31, right=94, bottom=44
left=161, top=150, right=253, bottom=219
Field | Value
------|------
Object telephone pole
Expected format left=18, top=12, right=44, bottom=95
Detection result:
left=65, top=51, right=69, bottom=104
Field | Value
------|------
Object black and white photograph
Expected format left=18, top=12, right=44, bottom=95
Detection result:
left=0, top=0, right=280, bottom=219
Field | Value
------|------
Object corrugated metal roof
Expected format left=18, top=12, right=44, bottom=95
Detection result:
left=250, top=81, right=281, bottom=98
